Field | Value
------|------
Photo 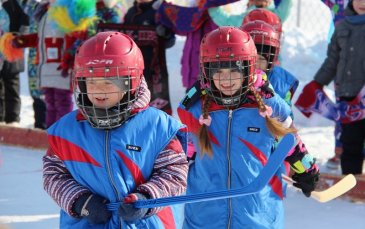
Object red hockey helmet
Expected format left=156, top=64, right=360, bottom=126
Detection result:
left=73, top=31, right=144, bottom=129
left=200, top=26, right=257, bottom=107
left=240, top=20, right=280, bottom=73
left=242, top=8, right=282, bottom=36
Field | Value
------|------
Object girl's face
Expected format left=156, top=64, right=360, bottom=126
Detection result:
left=212, top=68, right=244, bottom=96
left=254, top=0, right=272, bottom=8
left=353, top=0, right=365, bottom=15
left=256, top=55, right=268, bottom=71
left=86, top=78, right=125, bottom=109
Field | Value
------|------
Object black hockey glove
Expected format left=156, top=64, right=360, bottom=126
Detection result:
left=73, top=193, right=112, bottom=224
left=292, top=169, right=320, bottom=197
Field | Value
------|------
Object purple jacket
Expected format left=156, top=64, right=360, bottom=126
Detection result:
left=181, top=18, right=217, bottom=89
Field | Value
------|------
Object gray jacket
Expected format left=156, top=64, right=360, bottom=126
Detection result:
left=314, top=7, right=365, bottom=97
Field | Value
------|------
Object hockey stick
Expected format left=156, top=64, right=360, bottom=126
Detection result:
left=128, top=133, right=296, bottom=209
left=282, top=174, right=356, bottom=203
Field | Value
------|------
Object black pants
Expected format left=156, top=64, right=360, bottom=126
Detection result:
left=0, top=65, right=21, bottom=123
left=33, top=97, right=46, bottom=129
left=340, top=119, right=365, bottom=174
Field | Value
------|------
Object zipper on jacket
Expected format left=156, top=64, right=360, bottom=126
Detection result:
left=105, top=131, right=121, bottom=200
left=226, top=109, right=233, bottom=229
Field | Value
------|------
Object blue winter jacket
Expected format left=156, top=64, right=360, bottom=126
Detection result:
left=269, top=65, right=299, bottom=107
left=47, top=108, right=187, bottom=229
left=178, top=94, right=291, bottom=229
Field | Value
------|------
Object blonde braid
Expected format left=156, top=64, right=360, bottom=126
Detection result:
left=251, top=88, right=297, bottom=137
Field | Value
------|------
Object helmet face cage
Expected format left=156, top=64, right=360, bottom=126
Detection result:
left=254, top=39, right=279, bottom=73
left=241, top=21, right=280, bottom=73
left=199, top=27, right=257, bottom=108
left=72, top=66, right=142, bottom=129
left=201, top=58, right=255, bottom=108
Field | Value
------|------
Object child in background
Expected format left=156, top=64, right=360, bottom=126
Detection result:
left=0, top=0, right=29, bottom=125
left=240, top=20, right=298, bottom=109
left=123, top=0, right=176, bottom=115
left=12, top=0, right=76, bottom=127
left=178, top=27, right=319, bottom=228
left=156, top=0, right=291, bottom=93
left=241, top=20, right=320, bottom=188
left=23, top=0, right=47, bottom=129
left=242, top=8, right=283, bottom=39
left=43, top=31, right=188, bottom=228
left=298, top=0, right=365, bottom=175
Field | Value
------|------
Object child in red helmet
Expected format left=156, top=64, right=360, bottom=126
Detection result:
left=178, top=26, right=318, bottom=229
left=241, top=19, right=320, bottom=198
left=42, top=31, right=188, bottom=228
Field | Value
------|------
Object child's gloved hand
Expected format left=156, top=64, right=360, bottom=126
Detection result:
left=73, top=194, right=112, bottom=224
left=119, top=193, right=149, bottom=222
left=285, top=141, right=320, bottom=197
left=292, top=169, right=320, bottom=197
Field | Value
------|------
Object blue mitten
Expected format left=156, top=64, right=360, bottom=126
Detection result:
left=73, top=194, right=112, bottom=224
left=119, top=193, right=149, bottom=222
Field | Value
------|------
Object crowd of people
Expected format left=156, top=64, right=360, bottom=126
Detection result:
left=0, top=0, right=363, bottom=228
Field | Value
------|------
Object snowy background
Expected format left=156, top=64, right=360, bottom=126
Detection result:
left=1, top=0, right=365, bottom=228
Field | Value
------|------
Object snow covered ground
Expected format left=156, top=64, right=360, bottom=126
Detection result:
left=1, top=0, right=365, bottom=228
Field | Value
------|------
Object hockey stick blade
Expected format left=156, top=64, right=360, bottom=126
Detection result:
left=132, top=133, right=296, bottom=208
left=282, top=174, right=356, bottom=203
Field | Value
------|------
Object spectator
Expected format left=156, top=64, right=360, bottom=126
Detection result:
left=23, top=0, right=46, bottom=129
left=13, top=0, right=85, bottom=127
left=296, top=0, right=365, bottom=175
left=0, top=0, right=29, bottom=125
left=123, top=0, right=176, bottom=115
left=157, top=0, right=292, bottom=92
